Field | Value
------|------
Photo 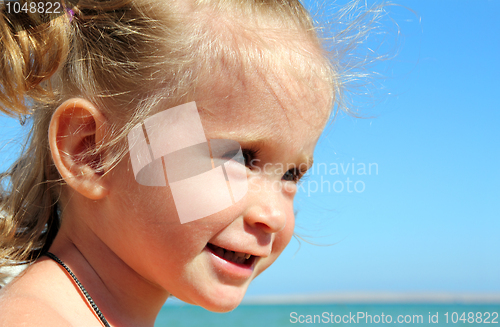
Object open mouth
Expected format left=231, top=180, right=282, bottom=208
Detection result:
left=206, top=243, right=256, bottom=266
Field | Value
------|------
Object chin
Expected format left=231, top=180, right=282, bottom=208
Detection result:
left=201, top=297, right=243, bottom=313
left=189, top=284, right=249, bottom=313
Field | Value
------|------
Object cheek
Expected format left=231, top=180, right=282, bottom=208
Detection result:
left=97, top=159, right=188, bottom=272
left=106, top=156, right=181, bottom=227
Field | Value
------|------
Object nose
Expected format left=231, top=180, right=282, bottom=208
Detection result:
left=243, top=177, right=288, bottom=234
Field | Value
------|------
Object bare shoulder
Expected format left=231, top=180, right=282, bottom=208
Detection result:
left=0, top=259, right=101, bottom=327
left=0, top=261, right=72, bottom=326
left=0, top=293, right=72, bottom=326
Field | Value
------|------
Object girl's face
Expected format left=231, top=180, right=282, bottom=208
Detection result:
left=98, top=69, right=331, bottom=312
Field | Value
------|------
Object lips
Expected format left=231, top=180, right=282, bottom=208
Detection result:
left=206, top=243, right=255, bottom=266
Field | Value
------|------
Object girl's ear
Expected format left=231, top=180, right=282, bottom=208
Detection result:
left=49, top=98, right=110, bottom=200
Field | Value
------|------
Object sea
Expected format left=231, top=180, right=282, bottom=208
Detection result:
left=154, top=303, right=500, bottom=326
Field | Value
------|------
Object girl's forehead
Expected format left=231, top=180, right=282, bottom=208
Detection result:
left=195, top=68, right=332, bottom=134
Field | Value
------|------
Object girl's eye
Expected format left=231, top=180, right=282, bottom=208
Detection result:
left=242, top=149, right=259, bottom=169
left=282, top=169, right=301, bottom=183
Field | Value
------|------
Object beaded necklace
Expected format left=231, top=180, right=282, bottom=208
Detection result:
left=45, top=252, right=110, bottom=327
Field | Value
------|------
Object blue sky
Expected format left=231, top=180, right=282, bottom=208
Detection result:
left=0, top=0, right=498, bottom=297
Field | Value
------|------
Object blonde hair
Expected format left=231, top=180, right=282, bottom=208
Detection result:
left=0, top=0, right=390, bottom=284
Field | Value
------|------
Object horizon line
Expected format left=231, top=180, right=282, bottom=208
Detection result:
left=240, top=291, right=500, bottom=305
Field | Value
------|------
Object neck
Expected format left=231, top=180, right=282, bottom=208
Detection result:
left=49, top=207, right=169, bottom=327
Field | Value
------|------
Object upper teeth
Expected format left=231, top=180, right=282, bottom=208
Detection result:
left=211, top=244, right=252, bottom=264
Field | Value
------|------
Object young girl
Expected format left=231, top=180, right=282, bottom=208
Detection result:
left=0, top=0, right=379, bottom=325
